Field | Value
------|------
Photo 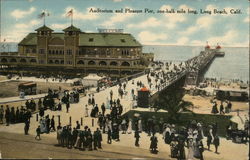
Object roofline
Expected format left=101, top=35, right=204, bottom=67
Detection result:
left=27, top=32, right=132, bottom=35
left=78, top=45, right=142, bottom=47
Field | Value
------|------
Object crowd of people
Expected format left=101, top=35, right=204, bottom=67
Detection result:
left=0, top=58, right=249, bottom=159
left=0, top=105, right=31, bottom=126
left=211, top=100, right=233, bottom=114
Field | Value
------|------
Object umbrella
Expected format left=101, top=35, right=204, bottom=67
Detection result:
left=134, top=113, right=140, bottom=117
left=230, top=116, right=245, bottom=130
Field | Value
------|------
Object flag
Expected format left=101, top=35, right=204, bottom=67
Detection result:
left=38, top=11, right=45, bottom=19
left=66, top=9, right=73, bottom=17
left=38, top=11, right=50, bottom=19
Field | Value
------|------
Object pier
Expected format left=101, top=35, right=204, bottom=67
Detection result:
left=185, top=46, right=225, bottom=86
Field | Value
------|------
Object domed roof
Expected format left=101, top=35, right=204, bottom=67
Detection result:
left=216, top=43, right=221, bottom=49
left=205, top=45, right=210, bottom=49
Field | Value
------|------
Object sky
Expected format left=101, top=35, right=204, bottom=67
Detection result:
left=0, top=0, right=249, bottom=47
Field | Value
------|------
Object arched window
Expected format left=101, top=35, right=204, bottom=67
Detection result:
left=1, top=58, right=7, bottom=63
left=77, top=60, right=84, bottom=65
left=48, top=60, right=53, bottom=64
left=55, top=50, right=58, bottom=54
left=10, top=58, right=17, bottom=63
left=121, top=61, right=130, bottom=66
left=88, top=60, right=96, bottom=65
left=30, top=59, right=37, bottom=63
left=20, top=59, right=27, bottom=63
left=52, top=50, right=55, bottom=54
left=110, top=61, right=118, bottom=66
left=99, top=61, right=107, bottom=66
left=55, top=60, right=59, bottom=64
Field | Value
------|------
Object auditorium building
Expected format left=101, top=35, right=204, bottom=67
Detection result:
left=0, top=25, right=154, bottom=78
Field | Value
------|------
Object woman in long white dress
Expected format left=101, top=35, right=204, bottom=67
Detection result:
left=127, top=119, right=132, bottom=134
left=197, top=123, right=204, bottom=139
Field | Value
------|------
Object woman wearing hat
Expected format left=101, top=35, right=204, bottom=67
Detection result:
left=197, top=123, right=204, bottom=140
left=193, top=130, right=201, bottom=158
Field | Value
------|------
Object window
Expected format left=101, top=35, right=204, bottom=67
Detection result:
left=122, top=50, right=129, bottom=56
left=55, top=60, right=59, bottom=64
left=121, top=39, right=125, bottom=43
left=39, top=60, right=44, bottom=64
left=30, top=59, right=37, bottom=63
left=89, top=38, right=94, bottom=42
left=67, top=61, right=72, bottom=64
left=26, top=49, right=30, bottom=53
left=32, top=49, right=36, bottom=53
left=66, top=49, right=72, bottom=55
left=39, top=49, right=45, bottom=54
left=48, top=50, right=51, bottom=54
left=59, top=50, right=63, bottom=55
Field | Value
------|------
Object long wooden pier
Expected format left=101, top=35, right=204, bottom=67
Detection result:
left=185, top=47, right=225, bottom=86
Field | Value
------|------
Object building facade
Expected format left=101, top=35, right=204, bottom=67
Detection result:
left=0, top=25, right=154, bottom=77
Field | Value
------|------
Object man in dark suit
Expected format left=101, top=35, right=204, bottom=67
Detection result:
left=107, top=126, right=112, bottom=144
left=134, top=129, right=140, bottom=147
left=5, top=106, right=10, bottom=126
left=24, top=120, right=30, bottom=135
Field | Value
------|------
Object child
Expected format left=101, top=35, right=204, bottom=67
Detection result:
left=35, top=125, right=41, bottom=140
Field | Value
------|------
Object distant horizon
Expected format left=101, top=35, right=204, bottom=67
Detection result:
left=0, top=41, right=249, bottom=48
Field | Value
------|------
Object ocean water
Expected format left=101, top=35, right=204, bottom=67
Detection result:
left=143, top=45, right=249, bottom=82
left=0, top=43, right=249, bottom=82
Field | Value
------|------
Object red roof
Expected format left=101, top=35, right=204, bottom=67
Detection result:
left=140, top=87, right=149, bottom=92
left=216, top=45, right=221, bottom=49
left=205, top=45, right=210, bottom=49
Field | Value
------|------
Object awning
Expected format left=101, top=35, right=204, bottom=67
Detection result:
left=140, top=87, right=149, bottom=92
left=230, top=116, right=245, bottom=130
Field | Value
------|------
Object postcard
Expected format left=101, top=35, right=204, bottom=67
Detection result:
left=0, top=0, right=249, bottom=159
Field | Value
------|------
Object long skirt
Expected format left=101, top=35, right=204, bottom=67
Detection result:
left=138, top=121, right=142, bottom=132
left=193, top=145, right=200, bottom=158
left=187, top=146, right=194, bottom=160
left=127, top=121, right=132, bottom=134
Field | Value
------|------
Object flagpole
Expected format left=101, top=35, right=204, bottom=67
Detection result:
left=44, top=15, right=45, bottom=26
left=71, top=11, right=73, bottom=26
